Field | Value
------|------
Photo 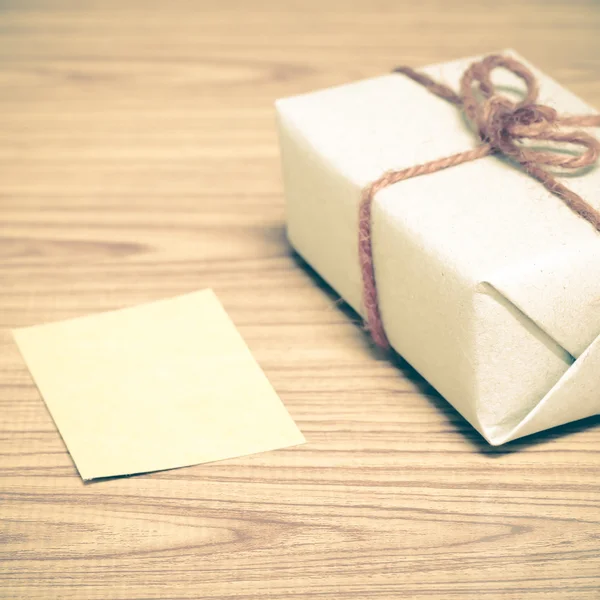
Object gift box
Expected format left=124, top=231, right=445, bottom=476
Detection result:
left=275, top=50, right=600, bottom=445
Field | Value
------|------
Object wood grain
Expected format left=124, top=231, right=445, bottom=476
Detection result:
left=1, top=1, right=599, bottom=598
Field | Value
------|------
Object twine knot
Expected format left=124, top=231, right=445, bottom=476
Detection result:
left=360, top=54, right=600, bottom=350
left=461, top=55, right=599, bottom=171
left=479, top=99, right=556, bottom=145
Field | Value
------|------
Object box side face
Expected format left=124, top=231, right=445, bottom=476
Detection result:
left=276, top=107, right=364, bottom=314
left=473, top=241, right=600, bottom=442
left=277, top=105, right=480, bottom=428
left=372, top=203, right=481, bottom=425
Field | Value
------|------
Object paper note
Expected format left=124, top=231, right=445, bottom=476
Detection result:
left=13, top=289, right=305, bottom=480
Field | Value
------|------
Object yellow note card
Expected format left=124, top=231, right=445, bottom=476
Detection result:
left=13, top=289, right=305, bottom=480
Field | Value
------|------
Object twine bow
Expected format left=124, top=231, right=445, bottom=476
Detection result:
left=359, top=54, right=600, bottom=349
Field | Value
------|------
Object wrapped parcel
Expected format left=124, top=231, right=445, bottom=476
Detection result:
left=276, top=50, right=600, bottom=445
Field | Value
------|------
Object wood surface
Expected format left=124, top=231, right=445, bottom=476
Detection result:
left=1, top=1, right=599, bottom=598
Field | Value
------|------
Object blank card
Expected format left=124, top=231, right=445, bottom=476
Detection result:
left=13, top=289, right=305, bottom=480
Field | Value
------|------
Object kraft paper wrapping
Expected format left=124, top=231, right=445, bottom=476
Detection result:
left=13, top=290, right=305, bottom=479
left=276, top=50, right=600, bottom=445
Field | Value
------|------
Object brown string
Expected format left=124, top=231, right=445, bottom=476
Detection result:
left=359, top=54, right=600, bottom=350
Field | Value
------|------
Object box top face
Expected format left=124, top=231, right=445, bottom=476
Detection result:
left=277, top=50, right=600, bottom=359
left=277, top=49, right=596, bottom=190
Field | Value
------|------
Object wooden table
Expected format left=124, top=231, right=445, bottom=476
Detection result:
left=2, top=1, right=599, bottom=598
